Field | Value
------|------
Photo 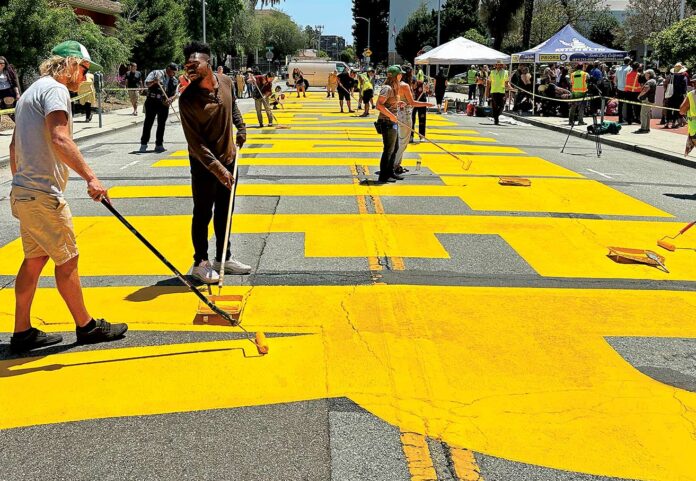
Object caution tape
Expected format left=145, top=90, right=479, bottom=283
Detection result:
left=0, top=90, right=94, bottom=117
left=510, top=82, right=683, bottom=112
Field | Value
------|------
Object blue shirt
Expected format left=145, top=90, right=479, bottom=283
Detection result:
left=590, top=68, right=603, bottom=81
left=615, top=65, right=631, bottom=91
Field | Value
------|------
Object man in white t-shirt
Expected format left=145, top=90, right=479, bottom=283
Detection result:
left=8, top=41, right=127, bottom=353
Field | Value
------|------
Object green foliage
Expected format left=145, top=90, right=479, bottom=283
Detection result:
left=441, top=0, right=483, bottom=42
left=303, top=25, right=321, bottom=49
left=341, top=47, right=357, bottom=63
left=185, top=0, right=245, bottom=58
left=70, top=17, right=130, bottom=73
left=316, top=50, right=329, bottom=59
left=463, top=28, right=488, bottom=45
left=129, top=0, right=188, bottom=70
left=0, top=0, right=72, bottom=79
left=0, top=0, right=130, bottom=85
left=587, top=9, right=622, bottom=49
left=479, top=0, right=525, bottom=49
left=649, top=15, right=696, bottom=67
left=623, top=0, right=690, bottom=48
left=228, top=5, right=262, bottom=58
left=395, top=4, right=437, bottom=63
left=352, top=0, right=389, bottom=64
left=257, top=10, right=305, bottom=60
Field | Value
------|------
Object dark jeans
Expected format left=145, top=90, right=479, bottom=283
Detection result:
left=410, top=106, right=427, bottom=140
left=378, top=119, right=398, bottom=181
left=668, top=94, right=685, bottom=124
left=623, top=91, right=639, bottom=124
left=491, top=92, right=505, bottom=123
left=141, top=98, right=168, bottom=146
left=468, top=84, right=476, bottom=101
left=190, top=158, right=234, bottom=264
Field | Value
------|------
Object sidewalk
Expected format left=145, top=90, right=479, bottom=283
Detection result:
left=511, top=113, right=695, bottom=169
left=439, top=89, right=695, bottom=169
left=0, top=103, right=180, bottom=165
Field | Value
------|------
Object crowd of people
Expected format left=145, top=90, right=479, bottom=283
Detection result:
left=491, top=58, right=695, bottom=135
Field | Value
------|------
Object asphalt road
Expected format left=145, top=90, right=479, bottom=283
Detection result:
left=1, top=92, right=695, bottom=481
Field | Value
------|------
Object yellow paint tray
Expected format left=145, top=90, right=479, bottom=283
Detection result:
left=607, top=246, right=665, bottom=268
left=194, top=294, right=244, bottom=326
left=499, top=177, right=532, bottom=187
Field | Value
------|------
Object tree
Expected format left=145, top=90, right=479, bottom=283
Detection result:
left=479, top=0, right=525, bottom=50
left=464, top=27, right=488, bottom=45
left=649, top=15, right=696, bottom=67
left=256, top=10, right=305, bottom=60
left=587, top=9, right=622, bottom=49
left=227, top=4, right=262, bottom=59
left=395, top=4, right=437, bottom=63
left=184, top=0, right=245, bottom=59
left=0, top=0, right=130, bottom=86
left=304, top=25, right=321, bottom=49
left=521, top=0, right=534, bottom=48
left=340, top=47, right=357, bottom=63
left=522, top=0, right=615, bottom=48
left=352, top=0, right=389, bottom=65
left=248, top=0, right=284, bottom=7
left=128, top=0, right=188, bottom=70
left=440, top=0, right=483, bottom=42
left=623, top=0, right=692, bottom=49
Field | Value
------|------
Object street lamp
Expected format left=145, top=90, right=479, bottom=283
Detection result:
left=356, top=16, right=371, bottom=53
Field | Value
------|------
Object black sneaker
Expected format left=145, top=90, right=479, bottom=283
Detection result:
left=391, top=174, right=405, bottom=180
left=10, top=328, right=63, bottom=354
left=76, top=319, right=128, bottom=345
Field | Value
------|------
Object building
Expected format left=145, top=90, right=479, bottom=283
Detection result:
left=388, top=0, right=438, bottom=63
left=320, top=35, right=346, bottom=60
left=68, top=0, right=121, bottom=34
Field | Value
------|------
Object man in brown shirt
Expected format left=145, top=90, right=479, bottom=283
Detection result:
left=179, top=41, right=251, bottom=283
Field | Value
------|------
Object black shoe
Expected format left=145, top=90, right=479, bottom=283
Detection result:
left=376, top=178, right=396, bottom=183
left=391, top=174, right=405, bottom=180
left=76, top=319, right=128, bottom=345
left=394, top=166, right=409, bottom=175
left=10, top=328, right=63, bottom=353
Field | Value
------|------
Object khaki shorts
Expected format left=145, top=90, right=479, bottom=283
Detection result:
left=10, top=186, right=78, bottom=266
left=128, top=90, right=139, bottom=104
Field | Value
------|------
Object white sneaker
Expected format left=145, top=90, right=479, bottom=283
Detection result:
left=213, top=259, right=252, bottom=275
left=191, top=260, right=220, bottom=284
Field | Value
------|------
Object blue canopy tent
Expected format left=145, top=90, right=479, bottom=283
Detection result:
left=512, top=24, right=627, bottom=63
left=511, top=24, right=627, bottom=107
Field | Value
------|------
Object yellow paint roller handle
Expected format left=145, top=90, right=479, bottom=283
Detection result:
left=679, top=221, right=696, bottom=235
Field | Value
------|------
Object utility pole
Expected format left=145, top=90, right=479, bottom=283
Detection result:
left=679, top=0, right=686, bottom=19
left=437, top=0, right=442, bottom=46
left=202, top=0, right=206, bottom=43
left=315, top=24, right=324, bottom=52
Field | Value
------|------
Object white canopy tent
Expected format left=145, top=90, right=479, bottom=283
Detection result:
left=414, top=36, right=510, bottom=65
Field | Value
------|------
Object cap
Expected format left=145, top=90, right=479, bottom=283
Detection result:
left=167, top=62, right=179, bottom=71
left=51, top=41, right=103, bottom=72
left=387, top=65, right=405, bottom=76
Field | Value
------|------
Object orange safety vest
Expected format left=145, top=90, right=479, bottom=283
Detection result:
left=625, top=71, right=641, bottom=92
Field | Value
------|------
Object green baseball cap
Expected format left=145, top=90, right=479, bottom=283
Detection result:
left=387, top=65, right=405, bottom=76
left=51, top=41, right=103, bottom=72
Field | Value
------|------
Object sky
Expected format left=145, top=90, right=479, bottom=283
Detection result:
left=272, top=0, right=355, bottom=45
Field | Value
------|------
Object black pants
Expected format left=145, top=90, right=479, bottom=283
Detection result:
left=141, top=98, right=169, bottom=146
left=190, top=158, right=234, bottom=264
left=378, top=120, right=398, bottom=182
left=668, top=94, right=685, bottom=124
left=410, top=106, right=426, bottom=140
left=623, top=91, right=639, bottom=124
left=468, top=84, right=476, bottom=101
left=491, top=93, right=505, bottom=123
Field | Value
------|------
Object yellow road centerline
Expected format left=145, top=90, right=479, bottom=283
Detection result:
left=400, top=432, right=439, bottom=481
left=449, top=447, right=485, bottom=481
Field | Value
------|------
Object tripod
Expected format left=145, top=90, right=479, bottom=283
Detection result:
left=561, top=89, right=602, bottom=158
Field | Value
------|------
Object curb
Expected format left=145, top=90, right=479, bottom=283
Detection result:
left=509, top=113, right=696, bottom=170
left=0, top=112, right=152, bottom=168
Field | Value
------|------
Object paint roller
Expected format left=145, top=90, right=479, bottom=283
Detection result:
left=657, top=221, right=696, bottom=251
